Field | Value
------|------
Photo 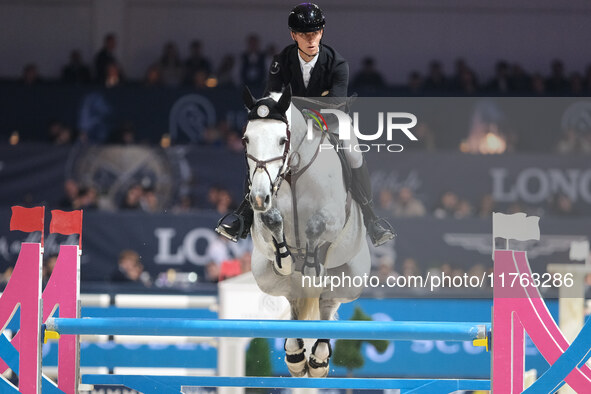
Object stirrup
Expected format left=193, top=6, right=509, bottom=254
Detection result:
left=215, top=212, right=245, bottom=243
left=369, top=217, right=396, bottom=247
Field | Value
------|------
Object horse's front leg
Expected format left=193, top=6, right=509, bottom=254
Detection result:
left=308, top=298, right=341, bottom=378
left=284, top=299, right=308, bottom=377
left=302, top=207, right=342, bottom=278
left=260, top=208, right=293, bottom=276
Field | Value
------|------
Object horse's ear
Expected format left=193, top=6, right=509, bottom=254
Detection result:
left=277, top=84, right=292, bottom=114
left=243, top=85, right=256, bottom=110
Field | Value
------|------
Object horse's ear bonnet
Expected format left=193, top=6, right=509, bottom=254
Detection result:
left=244, top=85, right=291, bottom=124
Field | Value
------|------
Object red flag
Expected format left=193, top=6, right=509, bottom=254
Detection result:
left=10, top=206, right=45, bottom=233
left=50, top=210, right=83, bottom=235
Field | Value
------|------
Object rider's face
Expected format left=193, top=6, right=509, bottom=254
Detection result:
left=291, top=30, right=323, bottom=59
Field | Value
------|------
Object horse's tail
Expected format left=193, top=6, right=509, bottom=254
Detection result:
left=294, top=297, right=319, bottom=321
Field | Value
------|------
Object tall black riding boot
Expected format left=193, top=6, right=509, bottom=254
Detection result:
left=351, top=162, right=396, bottom=246
left=215, top=176, right=254, bottom=242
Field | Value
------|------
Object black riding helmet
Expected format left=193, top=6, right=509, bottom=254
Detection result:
left=288, top=3, right=325, bottom=33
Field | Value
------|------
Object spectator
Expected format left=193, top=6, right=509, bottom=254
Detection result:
left=392, top=187, right=426, bottom=217
left=59, top=179, right=80, bottom=210
left=74, top=186, right=98, bottom=210
left=120, top=184, right=143, bottom=210
left=184, top=40, right=212, bottom=85
left=47, top=120, right=74, bottom=145
left=531, top=73, right=546, bottom=95
left=478, top=194, right=496, bottom=219
left=377, top=189, right=395, bottom=211
left=548, top=193, right=578, bottom=217
left=486, top=60, right=511, bottom=94
left=433, top=191, right=459, bottom=219
left=20, top=63, right=42, bottom=86
left=240, top=33, right=266, bottom=93
left=399, top=257, right=423, bottom=279
left=43, top=255, right=58, bottom=285
left=110, top=249, right=151, bottom=286
left=94, top=33, right=120, bottom=83
left=424, top=60, right=448, bottom=92
left=352, top=57, right=385, bottom=92
left=103, top=62, right=123, bottom=88
left=61, top=50, right=91, bottom=84
left=143, top=64, right=162, bottom=87
left=509, top=63, right=530, bottom=92
left=158, top=41, right=184, bottom=87
left=406, top=71, right=423, bottom=95
left=216, top=54, right=236, bottom=87
left=546, top=59, right=568, bottom=93
left=454, top=199, right=474, bottom=219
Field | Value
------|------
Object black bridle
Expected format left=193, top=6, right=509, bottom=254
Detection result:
left=244, top=122, right=291, bottom=197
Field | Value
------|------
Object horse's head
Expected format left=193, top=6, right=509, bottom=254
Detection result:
left=243, top=85, right=292, bottom=212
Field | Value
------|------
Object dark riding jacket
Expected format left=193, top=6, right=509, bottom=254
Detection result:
left=265, top=43, right=349, bottom=98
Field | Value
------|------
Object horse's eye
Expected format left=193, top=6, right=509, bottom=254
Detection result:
left=242, top=136, right=249, bottom=144
left=279, top=137, right=287, bottom=146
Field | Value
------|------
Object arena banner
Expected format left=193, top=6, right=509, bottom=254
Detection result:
left=1, top=144, right=591, bottom=213
left=1, top=209, right=589, bottom=289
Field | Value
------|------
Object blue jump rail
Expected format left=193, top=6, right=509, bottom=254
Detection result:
left=45, top=317, right=489, bottom=342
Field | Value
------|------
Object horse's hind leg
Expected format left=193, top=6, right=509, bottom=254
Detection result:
left=284, top=300, right=309, bottom=377
left=260, top=208, right=292, bottom=276
left=308, top=298, right=341, bottom=378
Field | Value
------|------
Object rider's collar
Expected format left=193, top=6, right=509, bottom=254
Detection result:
left=247, top=97, right=288, bottom=124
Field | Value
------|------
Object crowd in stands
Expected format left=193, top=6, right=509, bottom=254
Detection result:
left=8, top=33, right=591, bottom=97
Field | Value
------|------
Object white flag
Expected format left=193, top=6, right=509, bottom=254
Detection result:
left=493, top=212, right=540, bottom=241
left=569, top=240, right=589, bottom=261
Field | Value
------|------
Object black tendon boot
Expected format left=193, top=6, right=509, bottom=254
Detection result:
left=351, top=162, right=396, bottom=246
left=215, top=196, right=254, bottom=242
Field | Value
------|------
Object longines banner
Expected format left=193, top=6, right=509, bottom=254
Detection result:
left=1, top=145, right=590, bottom=215
left=0, top=209, right=589, bottom=287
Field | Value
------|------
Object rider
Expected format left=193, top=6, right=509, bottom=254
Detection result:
left=216, top=2, right=395, bottom=247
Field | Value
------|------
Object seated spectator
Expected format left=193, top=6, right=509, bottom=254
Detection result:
left=478, top=194, right=496, bottom=219
left=406, top=71, right=423, bottom=95
left=103, top=62, right=123, bottom=88
left=240, top=33, right=266, bottom=94
left=184, top=40, right=212, bottom=85
left=216, top=54, right=236, bottom=87
left=94, top=33, right=121, bottom=83
left=20, top=63, right=42, bottom=86
left=59, top=179, right=80, bottom=210
left=423, top=60, right=448, bottom=92
left=143, top=64, right=162, bottom=87
left=43, top=255, right=58, bottom=285
left=546, top=59, right=568, bottom=93
left=378, top=189, right=395, bottom=212
left=47, top=120, right=74, bottom=145
left=120, top=183, right=144, bottom=210
left=158, top=41, right=184, bottom=87
left=548, top=193, right=578, bottom=217
left=509, top=63, right=530, bottom=92
left=454, top=199, right=474, bottom=219
left=74, top=185, right=98, bottom=210
left=352, top=57, right=385, bottom=92
left=399, top=257, right=423, bottom=279
left=486, top=60, right=511, bottom=94
left=110, top=249, right=151, bottom=286
left=61, top=50, right=91, bottom=84
left=433, top=191, right=459, bottom=218
left=392, top=187, right=426, bottom=217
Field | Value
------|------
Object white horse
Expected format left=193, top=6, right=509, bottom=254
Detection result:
left=243, top=86, right=371, bottom=377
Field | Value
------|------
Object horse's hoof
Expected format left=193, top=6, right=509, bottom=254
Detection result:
left=307, top=354, right=329, bottom=378
left=286, top=358, right=308, bottom=377
left=285, top=338, right=307, bottom=377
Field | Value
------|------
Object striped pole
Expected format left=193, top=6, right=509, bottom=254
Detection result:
left=46, top=318, right=488, bottom=342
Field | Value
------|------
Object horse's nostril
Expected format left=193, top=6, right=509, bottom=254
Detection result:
left=265, top=195, right=270, bottom=205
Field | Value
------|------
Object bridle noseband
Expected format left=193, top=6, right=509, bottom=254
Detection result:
left=244, top=122, right=291, bottom=197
